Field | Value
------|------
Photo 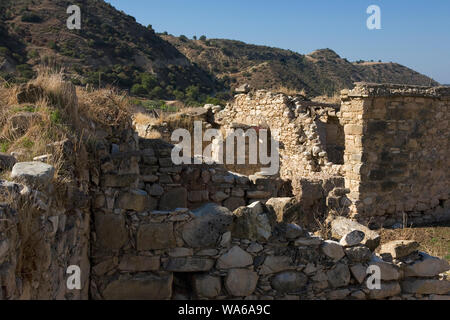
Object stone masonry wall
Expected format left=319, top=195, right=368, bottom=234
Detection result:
left=91, top=198, right=450, bottom=300
left=215, top=90, right=344, bottom=185
left=90, top=125, right=449, bottom=300
left=341, top=84, right=450, bottom=226
left=0, top=166, right=90, bottom=300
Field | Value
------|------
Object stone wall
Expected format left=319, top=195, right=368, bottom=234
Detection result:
left=341, top=84, right=450, bottom=226
left=91, top=198, right=450, bottom=300
left=0, top=166, right=90, bottom=300
left=218, top=85, right=450, bottom=226
left=215, top=91, right=344, bottom=182
left=90, top=124, right=449, bottom=300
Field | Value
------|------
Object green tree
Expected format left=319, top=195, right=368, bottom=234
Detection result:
left=131, top=84, right=147, bottom=96
left=185, top=85, right=200, bottom=101
left=141, top=73, right=157, bottom=91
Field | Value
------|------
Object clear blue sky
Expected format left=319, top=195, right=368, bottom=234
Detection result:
left=105, top=0, right=450, bottom=84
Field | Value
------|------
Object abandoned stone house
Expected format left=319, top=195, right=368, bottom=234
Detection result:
left=0, top=81, right=449, bottom=300
left=216, top=83, right=450, bottom=228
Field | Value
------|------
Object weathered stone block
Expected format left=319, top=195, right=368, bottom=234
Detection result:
left=11, top=161, right=55, bottom=187
left=330, top=217, right=380, bottom=251
left=118, top=255, right=160, bottom=272
left=137, top=223, right=176, bottom=250
left=327, top=263, right=350, bottom=288
left=95, top=212, right=128, bottom=250
left=216, top=246, right=253, bottom=269
left=321, top=240, right=345, bottom=261
left=163, top=257, right=214, bottom=272
left=265, top=197, right=301, bottom=223
left=223, top=197, right=246, bottom=211
left=231, top=206, right=273, bottom=242
left=368, top=282, right=401, bottom=299
left=404, top=252, right=450, bottom=277
left=118, top=189, right=156, bottom=212
left=102, top=274, right=173, bottom=300
left=193, top=275, right=221, bottom=299
left=182, top=203, right=233, bottom=248
left=225, top=269, right=258, bottom=297
left=159, top=187, right=187, bottom=210
left=271, top=271, right=307, bottom=293
left=401, top=279, right=450, bottom=295
left=380, top=240, right=419, bottom=259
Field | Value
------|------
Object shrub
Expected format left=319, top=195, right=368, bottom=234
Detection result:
left=21, top=12, right=42, bottom=23
left=131, top=84, right=147, bottom=96
left=149, top=86, right=165, bottom=99
left=0, top=46, right=10, bottom=56
left=141, top=73, right=157, bottom=91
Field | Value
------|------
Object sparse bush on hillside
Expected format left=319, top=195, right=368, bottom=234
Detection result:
left=21, top=12, right=42, bottom=23
left=131, top=84, right=147, bottom=96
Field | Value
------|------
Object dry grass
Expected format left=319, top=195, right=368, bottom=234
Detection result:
left=0, top=69, right=132, bottom=182
left=378, top=222, right=450, bottom=262
left=312, top=93, right=341, bottom=104
left=276, top=86, right=307, bottom=97
left=77, top=86, right=131, bottom=127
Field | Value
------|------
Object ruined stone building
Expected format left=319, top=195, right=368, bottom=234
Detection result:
left=0, top=80, right=448, bottom=300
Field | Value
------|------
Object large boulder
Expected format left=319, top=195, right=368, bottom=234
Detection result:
left=193, top=274, right=222, bottom=299
left=404, top=253, right=450, bottom=277
left=368, top=255, right=400, bottom=281
left=271, top=271, right=308, bottom=293
left=344, top=245, right=372, bottom=263
left=379, top=240, right=419, bottom=259
left=330, top=216, right=380, bottom=251
left=327, top=263, right=351, bottom=288
left=102, top=274, right=173, bottom=300
left=321, top=240, right=345, bottom=261
left=401, top=279, right=450, bottom=295
left=216, top=246, right=253, bottom=269
left=117, top=189, right=156, bottom=212
left=231, top=205, right=274, bottom=242
left=265, top=197, right=301, bottom=223
left=137, top=223, right=176, bottom=250
left=182, top=203, right=233, bottom=248
left=225, top=269, right=258, bottom=297
left=94, top=212, right=128, bottom=250
left=368, top=282, right=401, bottom=299
left=11, top=161, right=55, bottom=187
left=259, top=256, right=295, bottom=275
left=158, top=187, right=187, bottom=210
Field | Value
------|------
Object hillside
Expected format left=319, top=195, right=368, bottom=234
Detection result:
left=162, top=35, right=439, bottom=96
left=0, top=0, right=219, bottom=101
left=0, top=0, right=439, bottom=102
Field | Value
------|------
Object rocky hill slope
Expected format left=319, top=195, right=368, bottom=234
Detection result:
left=0, top=0, right=218, bottom=99
left=162, top=35, right=439, bottom=96
left=0, top=0, right=439, bottom=101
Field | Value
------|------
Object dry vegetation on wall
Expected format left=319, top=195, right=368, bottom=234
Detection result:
left=0, top=70, right=132, bottom=182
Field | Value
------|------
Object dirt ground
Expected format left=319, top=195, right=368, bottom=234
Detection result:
left=378, top=221, right=450, bottom=263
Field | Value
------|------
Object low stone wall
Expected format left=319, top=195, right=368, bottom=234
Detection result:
left=341, top=84, right=450, bottom=226
left=0, top=169, right=90, bottom=299
left=91, top=200, right=450, bottom=300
